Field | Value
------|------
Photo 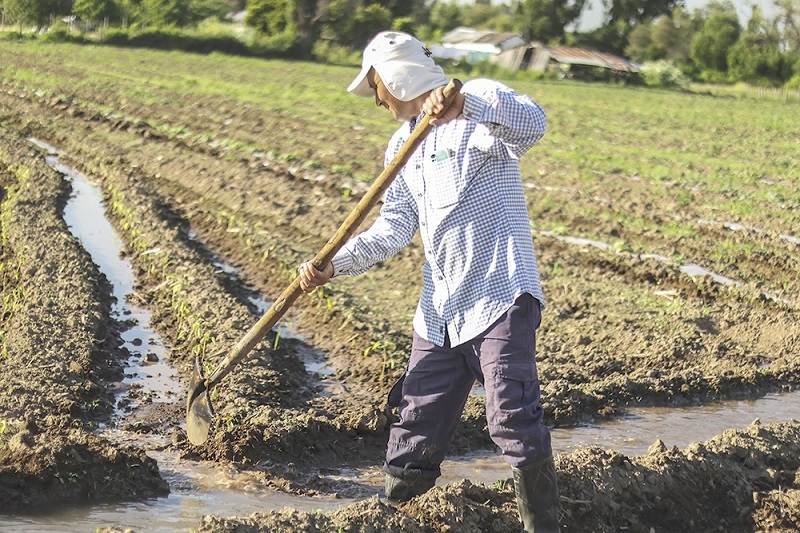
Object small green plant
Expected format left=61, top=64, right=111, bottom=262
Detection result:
left=610, top=240, right=631, bottom=253
left=364, top=339, right=404, bottom=381
left=273, top=328, right=281, bottom=351
left=313, top=285, right=335, bottom=311
left=331, top=164, right=352, bottom=175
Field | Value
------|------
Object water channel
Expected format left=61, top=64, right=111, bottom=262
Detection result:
left=6, top=139, right=798, bottom=532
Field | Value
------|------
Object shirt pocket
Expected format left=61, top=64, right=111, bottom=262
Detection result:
left=425, top=149, right=490, bottom=210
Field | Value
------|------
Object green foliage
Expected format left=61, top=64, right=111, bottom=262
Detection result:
left=245, top=0, right=299, bottom=52
left=40, top=23, right=87, bottom=43
left=311, top=39, right=361, bottom=65
left=142, top=0, right=190, bottom=27
left=719, top=4, right=793, bottom=85
left=73, top=0, right=119, bottom=24
left=246, top=0, right=293, bottom=36
left=638, top=60, right=689, bottom=87
left=187, top=0, right=230, bottom=25
left=690, top=2, right=740, bottom=73
left=625, top=7, right=697, bottom=63
left=625, top=23, right=655, bottom=63
left=2, top=0, right=67, bottom=29
left=101, top=26, right=253, bottom=55
left=519, top=0, right=585, bottom=44
left=428, top=1, right=462, bottom=35
left=727, top=31, right=786, bottom=85
left=391, top=16, right=413, bottom=34
left=323, top=0, right=392, bottom=48
left=607, top=0, right=679, bottom=26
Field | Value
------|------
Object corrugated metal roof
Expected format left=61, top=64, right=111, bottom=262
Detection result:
left=441, top=27, right=525, bottom=49
left=545, top=46, right=639, bottom=72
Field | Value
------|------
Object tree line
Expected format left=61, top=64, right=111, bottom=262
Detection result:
left=2, top=0, right=798, bottom=86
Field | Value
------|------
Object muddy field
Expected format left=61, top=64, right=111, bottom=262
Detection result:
left=0, top=42, right=799, bottom=532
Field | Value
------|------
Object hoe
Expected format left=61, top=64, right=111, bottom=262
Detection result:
left=186, top=79, right=463, bottom=445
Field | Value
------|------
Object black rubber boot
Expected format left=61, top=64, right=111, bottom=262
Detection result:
left=512, top=453, right=561, bottom=532
left=384, top=473, right=436, bottom=507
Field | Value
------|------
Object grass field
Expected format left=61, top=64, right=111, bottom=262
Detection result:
left=2, top=39, right=799, bottom=314
left=2, top=38, right=800, bottom=533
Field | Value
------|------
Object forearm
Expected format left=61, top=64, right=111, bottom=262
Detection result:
left=332, top=213, right=416, bottom=276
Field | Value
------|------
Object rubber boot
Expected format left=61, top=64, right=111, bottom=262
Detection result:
left=512, top=453, right=561, bottom=533
left=384, top=473, right=436, bottom=507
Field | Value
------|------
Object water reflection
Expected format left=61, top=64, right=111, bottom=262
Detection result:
left=31, top=138, right=178, bottom=412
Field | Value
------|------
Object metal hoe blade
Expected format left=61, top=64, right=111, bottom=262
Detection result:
left=186, top=357, right=215, bottom=445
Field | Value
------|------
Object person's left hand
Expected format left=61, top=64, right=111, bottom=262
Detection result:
left=424, top=85, right=465, bottom=126
left=298, top=261, right=333, bottom=293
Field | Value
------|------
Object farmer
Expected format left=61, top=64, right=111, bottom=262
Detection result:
left=298, top=31, right=559, bottom=532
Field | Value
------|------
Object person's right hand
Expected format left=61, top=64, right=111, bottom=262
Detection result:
left=424, top=85, right=465, bottom=126
left=297, top=261, right=333, bottom=293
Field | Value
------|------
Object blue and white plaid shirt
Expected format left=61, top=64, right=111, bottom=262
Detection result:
left=333, top=78, right=546, bottom=347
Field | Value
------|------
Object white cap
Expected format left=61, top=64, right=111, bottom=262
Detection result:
left=348, top=31, right=448, bottom=102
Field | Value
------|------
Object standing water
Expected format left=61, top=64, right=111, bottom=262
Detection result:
left=6, top=139, right=799, bottom=533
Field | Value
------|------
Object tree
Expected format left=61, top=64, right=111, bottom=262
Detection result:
left=246, top=0, right=294, bottom=35
left=651, top=6, right=697, bottom=62
left=624, top=20, right=656, bottom=61
left=520, top=0, right=585, bottom=43
left=140, top=0, right=190, bottom=26
left=727, top=6, right=784, bottom=83
left=372, top=0, right=425, bottom=21
left=773, top=0, right=800, bottom=51
left=322, top=0, right=391, bottom=48
left=461, top=3, right=496, bottom=28
left=625, top=6, right=698, bottom=63
left=2, top=0, right=67, bottom=29
left=73, top=0, right=118, bottom=25
left=187, top=0, right=230, bottom=24
left=3, top=0, right=37, bottom=31
left=690, top=1, right=740, bottom=74
left=117, top=0, right=143, bottom=26
left=295, top=0, right=330, bottom=55
left=428, top=0, right=461, bottom=35
left=585, top=0, right=677, bottom=54
left=604, top=0, right=678, bottom=26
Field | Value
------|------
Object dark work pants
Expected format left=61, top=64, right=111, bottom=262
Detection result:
left=384, top=293, right=552, bottom=483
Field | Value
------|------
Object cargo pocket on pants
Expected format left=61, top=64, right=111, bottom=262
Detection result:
left=488, top=361, right=539, bottom=427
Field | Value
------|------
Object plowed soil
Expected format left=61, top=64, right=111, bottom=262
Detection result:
left=0, top=42, right=798, bottom=532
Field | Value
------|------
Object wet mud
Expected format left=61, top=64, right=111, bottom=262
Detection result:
left=0, top=45, right=798, bottom=531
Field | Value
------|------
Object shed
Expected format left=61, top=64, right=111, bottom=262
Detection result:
left=431, top=27, right=528, bottom=63
left=529, top=46, right=640, bottom=75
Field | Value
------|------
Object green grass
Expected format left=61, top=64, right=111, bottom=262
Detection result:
left=1, top=41, right=798, bottom=249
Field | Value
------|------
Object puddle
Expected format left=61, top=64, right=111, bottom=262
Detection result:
left=186, top=229, right=337, bottom=379
left=14, top=139, right=798, bottom=532
left=679, top=263, right=741, bottom=286
left=5, top=389, right=799, bottom=532
left=30, top=138, right=178, bottom=412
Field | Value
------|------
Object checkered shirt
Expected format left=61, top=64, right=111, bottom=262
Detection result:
left=333, top=78, right=546, bottom=347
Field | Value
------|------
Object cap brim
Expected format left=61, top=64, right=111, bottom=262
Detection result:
left=347, top=64, right=374, bottom=98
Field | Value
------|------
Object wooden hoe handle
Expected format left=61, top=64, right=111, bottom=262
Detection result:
left=203, top=78, right=464, bottom=389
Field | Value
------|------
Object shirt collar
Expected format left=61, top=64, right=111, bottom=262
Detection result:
left=409, top=112, right=426, bottom=133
